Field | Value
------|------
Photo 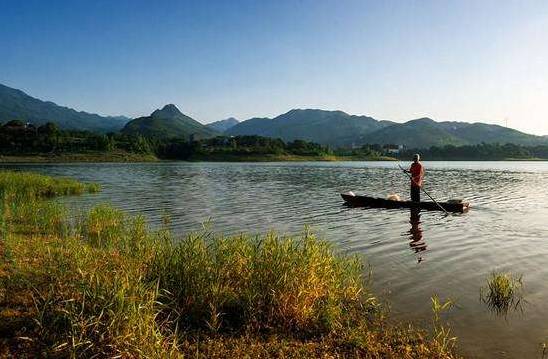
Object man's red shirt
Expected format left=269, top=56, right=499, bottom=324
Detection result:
left=410, top=162, right=424, bottom=188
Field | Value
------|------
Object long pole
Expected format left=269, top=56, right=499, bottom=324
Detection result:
left=397, top=164, right=449, bottom=215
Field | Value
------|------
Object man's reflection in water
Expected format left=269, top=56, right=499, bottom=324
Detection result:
left=409, top=208, right=426, bottom=263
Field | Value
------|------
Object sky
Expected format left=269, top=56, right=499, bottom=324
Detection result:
left=1, top=0, right=548, bottom=134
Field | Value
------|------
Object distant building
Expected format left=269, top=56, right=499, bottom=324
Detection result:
left=383, top=144, right=404, bottom=154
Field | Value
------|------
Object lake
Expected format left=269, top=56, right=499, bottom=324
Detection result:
left=3, top=161, right=548, bottom=358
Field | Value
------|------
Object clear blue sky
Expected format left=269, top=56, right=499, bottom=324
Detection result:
left=1, top=0, right=548, bottom=134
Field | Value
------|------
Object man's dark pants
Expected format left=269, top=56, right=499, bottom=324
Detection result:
left=411, top=186, right=420, bottom=202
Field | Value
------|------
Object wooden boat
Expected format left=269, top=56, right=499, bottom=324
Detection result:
left=341, top=192, right=470, bottom=213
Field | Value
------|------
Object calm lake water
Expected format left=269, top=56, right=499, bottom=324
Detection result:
left=3, top=161, right=548, bottom=358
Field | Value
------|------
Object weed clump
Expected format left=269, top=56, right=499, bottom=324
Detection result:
left=481, top=271, right=524, bottom=315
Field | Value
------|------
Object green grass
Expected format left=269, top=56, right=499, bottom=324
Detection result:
left=0, top=170, right=459, bottom=358
left=481, top=271, right=524, bottom=315
left=0, top=170, right=99, bottom=198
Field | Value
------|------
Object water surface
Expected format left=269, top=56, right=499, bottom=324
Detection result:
left=3, top=161, right=548, bottom=358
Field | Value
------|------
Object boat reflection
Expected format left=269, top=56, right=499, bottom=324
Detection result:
left=409, top=208, right=426, bottom=263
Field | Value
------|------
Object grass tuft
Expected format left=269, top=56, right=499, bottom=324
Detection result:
left=481, top=271, right=524, bottom=315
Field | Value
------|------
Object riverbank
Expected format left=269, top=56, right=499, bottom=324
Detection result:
left=0, top=150, right=159, bottom=163
left=187, top=153, right=397, bottom=162
left=0, top=152, right=396, bottom=163
left=4, top=152, right=548, bottom=163
left=0, top=170, right=458, bottom=358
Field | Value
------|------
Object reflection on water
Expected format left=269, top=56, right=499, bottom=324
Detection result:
left=408, top=208, right=426, bottom=263
left=3, top=161, right=548, bottom=358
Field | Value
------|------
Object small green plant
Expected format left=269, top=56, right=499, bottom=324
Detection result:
left=481, top=271, right=524, bottom=315
left=431, top=295, right=457, bottom=354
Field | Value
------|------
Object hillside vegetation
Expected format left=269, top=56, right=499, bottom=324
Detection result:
left=121, top=104, right=218, bottom=139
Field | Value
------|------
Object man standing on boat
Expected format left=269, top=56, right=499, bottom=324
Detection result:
left=405, top=154, right=424, bottom=202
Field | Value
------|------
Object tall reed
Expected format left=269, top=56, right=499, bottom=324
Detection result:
left=148, top=228, right=375, bottom=335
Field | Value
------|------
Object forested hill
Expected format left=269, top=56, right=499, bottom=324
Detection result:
left=226, top=110, right=548, bottom=148
left=360, top=118, right=548, bottom=148
left=0, top=83, right=129, bottom=133
left=121, top=104, right=218, bottom=139
left=225, top=109, right=394, bottom=147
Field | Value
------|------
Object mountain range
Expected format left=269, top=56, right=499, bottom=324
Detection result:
left=2, top=82, right=547, bottom=148
left=357, top=118, right=548, bottom=148
left=121, top=104, right=218, bottom=139
left=226, top=109, right=548, bottom=148
left=0, top=83, right=129, bottom=132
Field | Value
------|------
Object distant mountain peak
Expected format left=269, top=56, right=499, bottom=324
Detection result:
left=162, top=104, right=179, bottom=111
left=226, top=108, right=392, bottom=146
left=122, top=105, right=218, bottom=139
left=409, top=117, right=435, bottom=123
left=286, top=108, right=348, bottom=115
left=151, top=104, right=183, bottom=119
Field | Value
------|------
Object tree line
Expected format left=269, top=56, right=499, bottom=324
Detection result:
left=0, top=120, right=333, bottom=159
left=397, top=143, right=548, bottom=160
left=3, top=119, right=548, bottom=160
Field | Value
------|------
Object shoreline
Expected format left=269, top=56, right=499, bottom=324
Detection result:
left=0, top=153, right=397, bottom=163
left=3, top=153, right=548, bottom=163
